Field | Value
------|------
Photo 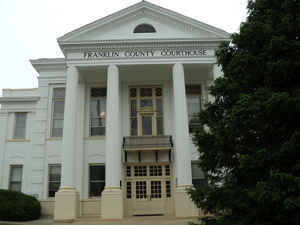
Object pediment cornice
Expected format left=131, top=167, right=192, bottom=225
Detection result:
left=58, top=1, right=230, bottom=45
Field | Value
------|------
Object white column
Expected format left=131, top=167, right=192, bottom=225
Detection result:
left=105, top=64, right=121, bottom=187
left=213, top=64, right=223, bottom=80
left=172, top=63, right=192, bottom=186
left=61, top=66, right=79, bottom=187
left=54, top=65, right=80, bottom=222
left=207, top=64, right=223, bottom=102
left=173, top=63, right=199, bottom=217
left=101, top=64, right=123, bottom=219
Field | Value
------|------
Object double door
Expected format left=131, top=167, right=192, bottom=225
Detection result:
left=124, top=163, right=173, bottom=216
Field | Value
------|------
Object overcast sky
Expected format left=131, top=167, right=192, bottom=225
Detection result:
left=0, top=0, right=248, bottom=96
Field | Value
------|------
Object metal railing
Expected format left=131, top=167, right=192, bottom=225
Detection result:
left=122, top=135, right=173, bottom=150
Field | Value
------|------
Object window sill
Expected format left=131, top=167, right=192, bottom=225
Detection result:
left=46, top=137, right=63, bottom=141
left=84, top=136, right=105, bottom=140
left=6, top=139, right=31, bottom=142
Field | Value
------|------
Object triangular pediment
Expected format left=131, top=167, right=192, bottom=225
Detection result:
left=58, top=1, right=230, bottom=44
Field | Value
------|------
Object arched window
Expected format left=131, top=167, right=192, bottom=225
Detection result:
left=133, top=24, right=156, bottom=33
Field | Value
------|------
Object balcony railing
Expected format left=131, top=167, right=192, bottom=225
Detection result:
left=122, top=135, right=173, bottom=151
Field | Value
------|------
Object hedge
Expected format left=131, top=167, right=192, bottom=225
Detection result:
left=0, top=189, right=41, bottom=221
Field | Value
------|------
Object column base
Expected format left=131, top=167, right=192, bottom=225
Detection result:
left=175, top=185, right=199, bottom=217
left=101, top=186, right=123, bottom=219
left=54, top=186, right=80, bottom=222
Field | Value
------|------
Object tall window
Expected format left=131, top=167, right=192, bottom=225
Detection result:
left=9, top=165, right=23, bottom=192
left=48, top=164, right=61, bottom=197
left=51, top=88, right=65, bottom=137
left=186, top=85, right=202, bottom=132
left=14, top=112, right=27, bottom=139
left=90, top=88, right=106, bottom=136
left=89, top=165, right=105, bottom=197
left=191, top=163, right=207, bottom=189
left=129, top=87, right=163, bottom=136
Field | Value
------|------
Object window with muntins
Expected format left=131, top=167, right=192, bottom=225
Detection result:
left=9, top=165, right=23, bottom=192
left=191, top=163, right=207, bottom=189
left=48, top=164, right=61, bottom=197
left=14, top=112, right=27, bottom=139
left=90, top=88, right=106, bottom=136
left=51, top=88, right=65, bottom=137
left=129, top=87, right=163, bottom=136
left=186, top=85, right=202, bottom=132
left=89, top=165, right=105, bottom=197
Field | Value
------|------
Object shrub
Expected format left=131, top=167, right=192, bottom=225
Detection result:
left=0, top=189, right=41, bottom=221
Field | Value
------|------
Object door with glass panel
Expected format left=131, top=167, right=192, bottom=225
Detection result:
left=124, top=163, right=173, bottom=216
left=129, top=87, right=163, bottom=136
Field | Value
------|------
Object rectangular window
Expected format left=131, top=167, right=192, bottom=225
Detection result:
left=191, top=163, right=207, bottom=189
left=48, top=164, right=61, bottom=197
left=89, top=165, right=105, bottom=197
left=90, top=88, right=106, bottom=136
left=14, top=112, right=27, bottom=139
left=51, top=88, right=65, bottom=137
left=186, top=85, right=202, bottom=132
left=9, top=165, right=23, bottom=192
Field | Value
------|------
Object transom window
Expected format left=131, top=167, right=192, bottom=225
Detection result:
left=90, top=88, right=106, bottom=136
left=51, top=88, right=65, bottom=137
left=133, top=23, right=156, bottom=33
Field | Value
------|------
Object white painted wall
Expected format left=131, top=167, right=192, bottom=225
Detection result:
left=0, top=62, right=209, bottom=200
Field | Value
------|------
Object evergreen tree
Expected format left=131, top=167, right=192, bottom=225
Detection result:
left=189, top=1, right=300, bottom=225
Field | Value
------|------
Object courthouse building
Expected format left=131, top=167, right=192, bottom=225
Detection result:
left=0, top=1, right=229, bottom=221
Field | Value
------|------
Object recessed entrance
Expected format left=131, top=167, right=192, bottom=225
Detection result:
left=124, top=163, right=174, bottom=216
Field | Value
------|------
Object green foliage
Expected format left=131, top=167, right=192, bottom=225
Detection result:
left=0, top=189, right=41, bottom=221
left=189, top=1, right=300, bottom=225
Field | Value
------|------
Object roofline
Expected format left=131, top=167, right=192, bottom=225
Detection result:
left=0, top=96, right=40, bottom=103
left=59, top=37, right=231, bottom=46
left=57, top=1, right=230, bottom=44
left=30, top=58, right=66, bottom=73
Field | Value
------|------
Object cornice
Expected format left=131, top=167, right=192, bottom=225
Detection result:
left=61, top=38, right=228, bottom=53
left=30, top=58, right=66, bottom=73
left=0, top=96, right=40, bottom=103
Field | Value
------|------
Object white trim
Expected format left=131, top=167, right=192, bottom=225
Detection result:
left=0, top=97, right=40, bottom=103
left=58, top=1, right=230, bottom=43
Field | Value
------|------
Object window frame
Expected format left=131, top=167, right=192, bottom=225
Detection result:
left=133, top=23, right=156, bottom=33
left=89, top=87, right=107, bottom=137
left=186, top=84, right=202, bottom=133
left=9, top=165, right=23, bottom=192
left=48, top=164, right=61, bottom=198
left=50, top=87, right=66, bottom=138
left=128, top=86, right=164, bottom=136
left=191, top=162, right=207, bottom=189
left=88, top=164, right=105, bottom=198
left=13, top=112, right=27, bottom=139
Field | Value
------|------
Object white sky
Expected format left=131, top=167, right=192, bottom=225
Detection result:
left=0, top=0, right=248, bottom=96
